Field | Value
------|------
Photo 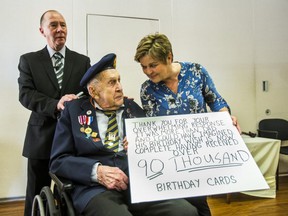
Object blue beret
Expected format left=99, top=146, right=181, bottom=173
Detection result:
left=80, top=53, right=116, bottom=87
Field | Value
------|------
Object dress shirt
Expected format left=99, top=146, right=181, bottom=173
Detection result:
left=91, top=100, right=125, bottom=182
left=46, top=45, right=66, bottom=67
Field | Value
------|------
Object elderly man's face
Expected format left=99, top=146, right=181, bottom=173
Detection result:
left=90, top=69, right=124, bottom=110
left=39, top=11, right=67, bottom=51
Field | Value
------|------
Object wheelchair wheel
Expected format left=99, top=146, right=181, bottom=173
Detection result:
left=61, top=191, right=75, bottom=216
left=32, top=195, right=45, bottom=216
left=39, top=186, right=61, bottom=216
left=53, top=183, right=75, bottom=216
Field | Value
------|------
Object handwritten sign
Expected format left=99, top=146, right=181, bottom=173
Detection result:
left=125, top=111, right=269, bottom=203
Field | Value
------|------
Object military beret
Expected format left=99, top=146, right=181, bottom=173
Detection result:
left=80, top=53, right=117, bottom=87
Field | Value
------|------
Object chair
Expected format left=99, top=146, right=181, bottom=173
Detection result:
left=31, top=172, right=75, bottom=216
left=257, top=118, right=288, bottom=190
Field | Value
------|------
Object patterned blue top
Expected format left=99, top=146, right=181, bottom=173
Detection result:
left=140, top=62, right=230, bottom=117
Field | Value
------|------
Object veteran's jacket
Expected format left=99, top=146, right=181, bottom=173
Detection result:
left=50, top=96, right=145, bottom=213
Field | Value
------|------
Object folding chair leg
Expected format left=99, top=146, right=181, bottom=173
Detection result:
left=276, top=166, right=279, bottom=190
left=226, top=193, right=231, bottom=204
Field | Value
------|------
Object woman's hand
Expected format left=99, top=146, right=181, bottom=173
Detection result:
left=219, top=107, right=241, bottom=134
left=123, top=137, right=128, bottom=152
left=231, top=115, right=241, bottom=134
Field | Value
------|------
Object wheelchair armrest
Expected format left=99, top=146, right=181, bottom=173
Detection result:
left=49, top=172, right=74, bottom=192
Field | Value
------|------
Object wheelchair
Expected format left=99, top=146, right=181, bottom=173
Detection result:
left=31, top=172, right=76, bottom=216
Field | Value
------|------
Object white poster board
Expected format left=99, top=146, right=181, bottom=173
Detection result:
left=125, top=112, right=269, bottom=203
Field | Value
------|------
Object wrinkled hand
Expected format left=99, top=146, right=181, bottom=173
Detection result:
left=97, top=165, right=129, bottom=191
left=231, top=115, right=241, bottom=134
left=57, top=94, right=79, bottom=111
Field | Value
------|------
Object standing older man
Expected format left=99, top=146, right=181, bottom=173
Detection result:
left=50, top=53, right=198, bottom=216
left=18, top=10, right=90, bottom=215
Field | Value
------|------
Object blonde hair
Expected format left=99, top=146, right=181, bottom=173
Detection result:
left=134, top=33, right=173, bottom=64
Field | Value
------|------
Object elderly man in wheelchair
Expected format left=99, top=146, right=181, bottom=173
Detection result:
left=32, top=53, right=199, bottom=216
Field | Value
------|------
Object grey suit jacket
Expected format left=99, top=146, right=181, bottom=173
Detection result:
left=18, top=46, right=91, bottom=159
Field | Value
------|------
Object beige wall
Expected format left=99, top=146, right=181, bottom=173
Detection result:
left=0, top=0, right=287, bottom=199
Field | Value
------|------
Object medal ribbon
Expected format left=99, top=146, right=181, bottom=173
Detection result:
left=86, top=116, right=93, bottom=126
left=78, top=115, right=87, bottom=125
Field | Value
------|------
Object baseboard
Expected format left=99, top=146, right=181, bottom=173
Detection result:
left=0, top=196, right=25, bottom=203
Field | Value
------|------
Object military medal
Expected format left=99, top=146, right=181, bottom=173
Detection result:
left=84, top=115, right=94, bottom=137
left=91, top=132, right=98, bottom=138
left=78, top=113, right=97, bottom=139
left=85, top=127, right=92, bottom=134
left=78, top=115, right=86, bottom=132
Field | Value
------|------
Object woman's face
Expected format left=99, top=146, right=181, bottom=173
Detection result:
left=139, top=55, right=172, bottom=83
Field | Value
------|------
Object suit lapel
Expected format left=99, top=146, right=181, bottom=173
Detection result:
left=61, top=48, right=74, bottom=92
left=39, top=47, right=76, bottom=93
left=39, top=47, right=60, bottom=90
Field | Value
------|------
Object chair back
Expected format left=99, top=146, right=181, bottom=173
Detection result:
left=258, top=118, right=288, bottom=141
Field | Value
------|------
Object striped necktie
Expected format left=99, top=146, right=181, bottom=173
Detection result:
left=53, top=52, right=64, bottom=89
left=103, top=111, right=119, bottom=152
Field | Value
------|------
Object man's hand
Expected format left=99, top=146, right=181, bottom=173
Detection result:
left=97, top=165, right=129, bottom=191
left=57, top=94, right=79, bottom=111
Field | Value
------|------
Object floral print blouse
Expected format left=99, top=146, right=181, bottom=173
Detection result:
left=140, top=62, right=230, bottom=117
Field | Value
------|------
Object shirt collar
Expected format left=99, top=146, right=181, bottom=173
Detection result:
left=90, top=97, right=125, bottom=111
left=47, top=45, right=66, bottom=58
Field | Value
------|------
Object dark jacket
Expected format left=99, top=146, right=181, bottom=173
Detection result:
left=18, top=46, right=91, bottom=159
left=50, top=97, right=145, bottom=213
